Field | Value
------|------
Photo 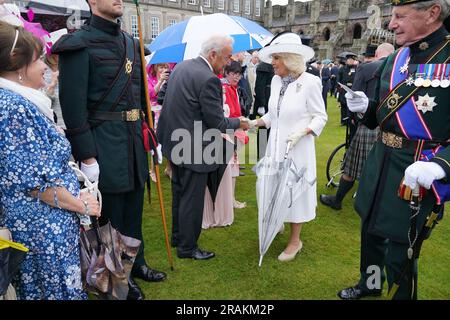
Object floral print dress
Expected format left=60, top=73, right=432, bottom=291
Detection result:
left=0, top=88, right=86, bottom=300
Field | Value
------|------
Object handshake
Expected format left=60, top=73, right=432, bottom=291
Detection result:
left=239, top=117, right=258, bottom=131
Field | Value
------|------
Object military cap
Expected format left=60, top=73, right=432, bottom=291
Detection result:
left=391, top=0, right=434, bottom=6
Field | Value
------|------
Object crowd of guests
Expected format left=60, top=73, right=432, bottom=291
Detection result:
left=1, top=0, right=449, bottom=301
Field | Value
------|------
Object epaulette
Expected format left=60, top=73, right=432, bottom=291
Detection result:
left=51, top=31, right=87, bottom=54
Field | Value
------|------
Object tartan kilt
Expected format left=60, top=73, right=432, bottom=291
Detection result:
left=343, top=124, right=379, bottom=180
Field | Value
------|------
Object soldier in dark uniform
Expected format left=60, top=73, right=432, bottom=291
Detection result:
left=338, top=53, right=359, bottom=141
left=320, top=43, right=395, bottom=210
left=338, top=0, right=450, bottom=300
left=53, top=0, right=166, bottom=300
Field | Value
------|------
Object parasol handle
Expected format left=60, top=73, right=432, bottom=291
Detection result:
left=284, top=141, right=292, bottom=159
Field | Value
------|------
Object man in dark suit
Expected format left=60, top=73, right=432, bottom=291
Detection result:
left=157, top=35, right=249, bottom=260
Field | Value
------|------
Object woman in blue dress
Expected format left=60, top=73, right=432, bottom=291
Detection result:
left=0, top=22, right=101, bottom=300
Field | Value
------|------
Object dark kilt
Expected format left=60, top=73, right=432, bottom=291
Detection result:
left=343, top=124, right=379, bottom=180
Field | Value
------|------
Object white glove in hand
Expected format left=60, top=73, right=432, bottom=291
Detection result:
left=156, top=143, right=163, bottom=164
left=80, top=161, right=100, bottom=182
left=403, top=161, right=446, bottom=190
left=257, top=107, right=266, bottom=116
left=286, top=129, right=308, bottom=148
left=345, top=91, right=369, bottom=113
left=248, top=120, right=258, bottom=129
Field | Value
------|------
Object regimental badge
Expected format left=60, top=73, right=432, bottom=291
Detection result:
left=415, top=93, right=437, bottom=114
left=125, top=58, right=133, bottom=75
left=419, top=42, right=429, bottom=51
left=387, top=93, right=402, bottom=109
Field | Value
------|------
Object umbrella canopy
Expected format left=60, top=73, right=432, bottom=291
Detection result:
left=148, top=13, right=273, bottom=64
left=0, top=232, right=28, bottom=295
left=254, top=143, right=316, bottom=266
left=80, top=220, right=141, bottom=300
left=28, top=0, right=90, bottom=17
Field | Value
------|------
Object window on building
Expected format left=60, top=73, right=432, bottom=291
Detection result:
left=188, top=0, right=196, bottom=5
left=131, top=15, right=139, bottom=38
left=218, top=0, right=225, bottom=10
left=323, top=27, right=330, bottom=41
left=353, top=23, right=362, bottom=39
left=255, top=0, right=261, bottom=17
left=151, top=16, right=160, bottom=40
left=244, top=0, right=251, bottom=15
left=203, top=0, right=211, bottom=7
left=233, top=0, right=239, bottom=12
left=169, top=18, right=177, bottom=27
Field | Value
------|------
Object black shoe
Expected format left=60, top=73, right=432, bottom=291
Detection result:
left=239, top=171, right=245, bottom=176
left=239, top=166, right=246, bottom=169
left=127, top=277, right=145, bottom=300
left=337, top=285, right=382, bottom=300
left=178, top=248, right=215, bottom=260
left=132, top=264, right=167, bottom=282
left=319, top=194, right=342, bottom=210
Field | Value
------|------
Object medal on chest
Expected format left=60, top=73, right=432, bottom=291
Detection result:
left=440, top=64, right=450, bottom=88
left=415, top=93, right=437, bottom=114
left=422, top=64, right=434, bottom=88
left=414, top=64, right=425, bottom=87
left=431, top=64, right=442, bottom=88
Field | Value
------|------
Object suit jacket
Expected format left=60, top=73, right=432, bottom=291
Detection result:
left=352, top=58, right=386, bottom=100
left=157, top=57, right=240, bottom=173
left=252, top=62, right=274, bottom=118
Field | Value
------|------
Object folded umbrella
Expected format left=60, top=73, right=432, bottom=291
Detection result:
left=254, top=142, right=316, bottom=266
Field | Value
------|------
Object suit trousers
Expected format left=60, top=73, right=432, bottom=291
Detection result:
left=100, top=188, right=146, bottom=266
left=357, top=217, right=418, bottom=299
left=170, top=162, right=208, bottom=255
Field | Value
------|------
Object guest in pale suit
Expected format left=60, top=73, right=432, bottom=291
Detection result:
left=249, top=33, right=327, bottom=262
left=157, top=35, right=249, bottom=260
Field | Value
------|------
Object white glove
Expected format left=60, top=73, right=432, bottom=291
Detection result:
left=403, top=161, right=446, bottom=190
left=156, top=144, right=163, bottom=164
left=248, top=120, right=258, bottom=129
left=80, top=161, right=100, bottom=183
left=345, top=91, right=369, bottom=113
left=257, top=107, right=266, bottom=116
left=151, top=143, right=163, bottom=165
left=286, top=129, right=309, bottom=148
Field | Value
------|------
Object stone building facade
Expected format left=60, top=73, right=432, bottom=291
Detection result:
left=121, top=0, right=265, bottom=43
left=7, top=1, right=265, bottom=44
left=264, top=0, right=396, bottom=60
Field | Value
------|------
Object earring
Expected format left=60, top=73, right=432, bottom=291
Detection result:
left=18, top=74, right=23, bottom=82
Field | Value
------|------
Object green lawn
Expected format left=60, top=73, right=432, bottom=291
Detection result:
left=139, top=97, right=450, bottom=300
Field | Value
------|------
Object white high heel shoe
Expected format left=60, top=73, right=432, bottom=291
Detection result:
left=278, top=241, right=303, bottom=262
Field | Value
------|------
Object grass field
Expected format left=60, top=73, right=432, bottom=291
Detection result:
left=139, top=97, right=450, bottom=300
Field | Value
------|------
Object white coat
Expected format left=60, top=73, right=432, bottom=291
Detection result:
left=261, top=72, right=327, bottom=223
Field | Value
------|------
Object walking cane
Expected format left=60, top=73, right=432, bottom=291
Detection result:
left=387, top=186, right=441, bottom=299
left=133, top=0, right=174, bottom=271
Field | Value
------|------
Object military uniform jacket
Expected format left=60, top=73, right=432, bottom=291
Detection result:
left=338, top=64, right=357, bottom=105
left=355, top=27, right=450, bottom=243
left=53, top=15, right=149, bottom=193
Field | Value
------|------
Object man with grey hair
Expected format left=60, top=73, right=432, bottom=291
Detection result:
left=338, top=0, right=449, bottom=300
left=157, top=35, right=249, bottom=260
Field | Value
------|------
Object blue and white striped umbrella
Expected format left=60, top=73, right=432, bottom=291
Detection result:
left=148, top=13, right=273, bottom=64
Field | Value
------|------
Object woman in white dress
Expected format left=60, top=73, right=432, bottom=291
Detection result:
left=250, top=33, right=327, bottom=262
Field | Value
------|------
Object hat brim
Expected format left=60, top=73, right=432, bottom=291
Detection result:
left=258, top=43, right=315, bottom=64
